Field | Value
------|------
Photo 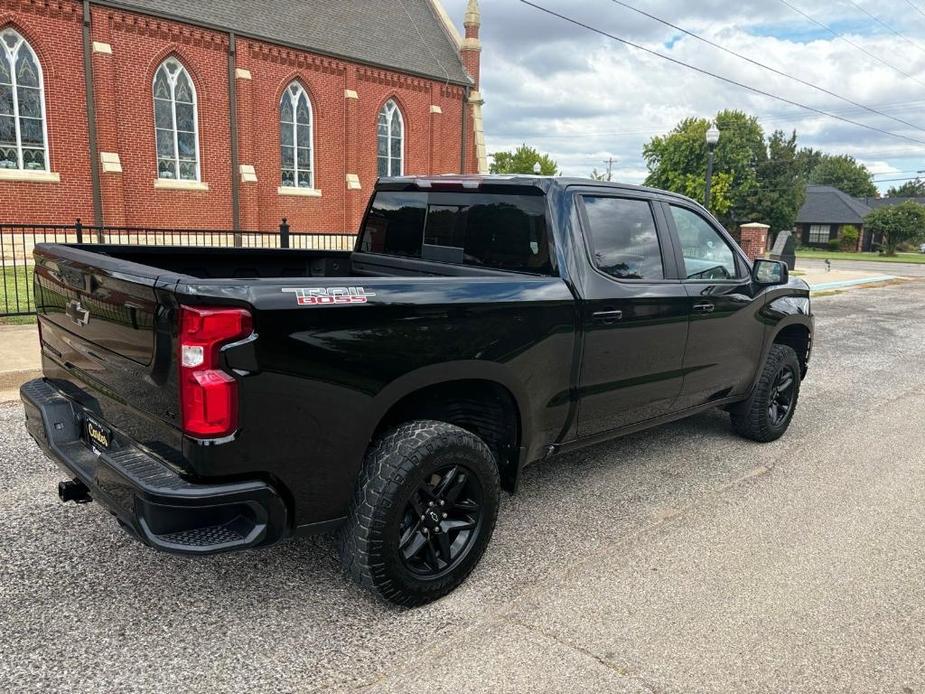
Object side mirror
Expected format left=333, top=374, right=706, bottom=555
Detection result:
left=752, top=258, right=789, bottom=285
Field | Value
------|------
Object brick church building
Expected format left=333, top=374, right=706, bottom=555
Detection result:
left=0, top=0, right=486, bottom=233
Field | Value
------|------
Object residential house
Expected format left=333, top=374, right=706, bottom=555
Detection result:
left=795, top=184, right=925, bottom=251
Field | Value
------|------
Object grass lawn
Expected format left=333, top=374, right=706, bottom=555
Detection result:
left=0, top=265, right=36, bottom=317
left=795, top=248, right=925, bottom=264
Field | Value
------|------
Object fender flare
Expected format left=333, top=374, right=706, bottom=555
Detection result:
left=361, top=360, right=533, bottom=456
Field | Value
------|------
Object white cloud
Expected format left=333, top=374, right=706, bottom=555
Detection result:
left=440, top=0, right=925, bottom=193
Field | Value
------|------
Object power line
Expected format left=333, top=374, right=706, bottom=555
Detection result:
left=903, top=0, right=925, bottom=22
left=842, top=0, right=925, bottom=57
left=518, top=1, right=925, bottom=147
left=607, top=0, right=925, bottom=134
left=777, top=0, right=925, bottom=88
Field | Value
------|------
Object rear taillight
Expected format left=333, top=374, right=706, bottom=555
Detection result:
left=178, top=306, right=252, bottom=438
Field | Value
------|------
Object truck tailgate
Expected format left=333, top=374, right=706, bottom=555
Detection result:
left=32, top=244, right=185, bottom=463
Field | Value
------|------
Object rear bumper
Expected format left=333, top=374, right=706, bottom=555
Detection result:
left=21, top=378, right=288, bottom=555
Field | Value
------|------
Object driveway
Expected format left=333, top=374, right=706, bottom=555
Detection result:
left=1, top=282, right=923, bottom=693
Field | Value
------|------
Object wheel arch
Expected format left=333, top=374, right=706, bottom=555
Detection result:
left=368, top=362, right=530, bottom=493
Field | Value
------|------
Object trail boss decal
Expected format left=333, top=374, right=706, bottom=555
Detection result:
left=282, top=287, right=377, bottom=306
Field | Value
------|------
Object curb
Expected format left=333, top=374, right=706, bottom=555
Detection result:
left=0, top=368, right=41, bottom=392
left=809, top=275, right=896, bottom=292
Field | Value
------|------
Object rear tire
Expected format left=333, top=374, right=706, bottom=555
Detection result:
left=337, top=420, right=500, bottom=606
left=730, top=344, right=801, bottom=442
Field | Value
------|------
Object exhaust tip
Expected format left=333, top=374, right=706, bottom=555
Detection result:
left=58, top=479, right=92, bottom=504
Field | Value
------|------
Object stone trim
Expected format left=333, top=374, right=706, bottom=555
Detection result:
left=235, top=68, right=252, bottom=80
left=239, top=164, right=257, bottom=183
left=429, top=105, right=443, bottom=114
left=346, top=174, right=361, bottom=190
left=0, top=169, right=60, bottom=183
left=153, top=179, right=209, bottom=191
left=278, top=186, right=322, bottom=197
left=344, top=89, right=359, bottom=100
left=100, top=152, right=122, bottom=173
left=92, top=41, right=112, bottom=55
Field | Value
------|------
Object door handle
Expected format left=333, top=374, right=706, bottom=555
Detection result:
left=693, top=302, right=715, bottom=313
left=592, top=309, right=623, bottom=324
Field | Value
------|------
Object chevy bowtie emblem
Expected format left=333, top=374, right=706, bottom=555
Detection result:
left=65, top=299, right=90, bottom=327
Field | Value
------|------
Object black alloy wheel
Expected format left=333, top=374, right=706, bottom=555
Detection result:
left=768, top=364, right=797, bottom=427
left=730, top=343, right=802, bottom=442
left=338, top=420, right=500, bottom=606
left=398, top=465, right=483, bottom=578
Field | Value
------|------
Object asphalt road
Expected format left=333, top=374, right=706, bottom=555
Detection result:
left=1, top=282, right=924, bottom=693
left=798, top=256, right=925, bottom=278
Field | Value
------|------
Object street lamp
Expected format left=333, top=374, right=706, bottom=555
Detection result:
left=533, top=161, right=542, bottom=175
left=704, top=123, right=720, bottom=209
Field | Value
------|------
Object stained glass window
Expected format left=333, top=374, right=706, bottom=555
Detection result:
left=279, top=82, right=313, bottom=188
left=377, top=99, right=404, bottom=178
left=0, top=28, right=47, bottom=171
left=153, top=57, right=199, bottom=181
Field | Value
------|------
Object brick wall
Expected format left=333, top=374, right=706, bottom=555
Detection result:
left=0, top=0, right=473, bottom=232
left=0, top=1, right=95, bottom=224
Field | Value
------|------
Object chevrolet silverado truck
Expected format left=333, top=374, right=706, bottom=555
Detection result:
left=22, top=176, right=812, bottom=605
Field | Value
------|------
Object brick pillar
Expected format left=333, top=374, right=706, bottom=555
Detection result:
left=460, top=0, right=487, bottom=174
left=344, top=68, right=363, bottom=231
left=89, top=11, right=126, bottom=225
left=234, top=48, right=259, bottom=231
left=739, top=222, right=770, bottom=260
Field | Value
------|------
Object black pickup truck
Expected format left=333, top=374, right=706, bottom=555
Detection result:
left=22, top=176, right=812, bottom=605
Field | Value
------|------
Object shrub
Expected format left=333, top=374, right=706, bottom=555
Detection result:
left=827, top=238, right=841, bottom=251
left=839, top=225, right=860, bottom=251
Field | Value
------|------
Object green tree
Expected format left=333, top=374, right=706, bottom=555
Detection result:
left=808, top=154, right=877, bottom=198
left=745, top=130, right=806, bottom=234
left=490, top=144, right=558, bottom=175
left=644, top=111, right=764, bottom=222
left=886, top=178, right=925, bottom=197
left=864, top=201, right=925, bottom=255
left=794, top=147, right=824, bottom=180
left=643, top=111, right=804, bottom=231
left=589, top=168, right=608, bottom=181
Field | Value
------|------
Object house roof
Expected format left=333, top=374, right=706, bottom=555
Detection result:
left=795, top=185, right=872, bottom=224
left=100, top=0, right=471, bottom=85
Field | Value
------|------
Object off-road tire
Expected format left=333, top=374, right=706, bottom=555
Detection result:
left=730, top=344, right=801, bottom=442
left=337, top=420, right=500, bottom=606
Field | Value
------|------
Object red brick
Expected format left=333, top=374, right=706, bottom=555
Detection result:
left=0, top=0, right=478, bottom=233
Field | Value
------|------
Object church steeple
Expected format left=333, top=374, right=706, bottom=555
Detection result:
left=461, top=0, right=481, bottom=90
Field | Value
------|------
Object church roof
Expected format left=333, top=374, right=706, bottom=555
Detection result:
left=102, top=0, right=471, bottom=85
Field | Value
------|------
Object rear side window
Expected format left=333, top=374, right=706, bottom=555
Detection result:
left=581, top=196, right=664, bottom=280
left=360, top=191, right=553, bottom=275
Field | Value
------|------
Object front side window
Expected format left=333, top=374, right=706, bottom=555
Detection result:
left=280, top=82, right=313, bottom=188
left=581, top=196, right=664, bottom=280
left=360, top=191, right=552, bottom=274
left=0, top=28, right=48, bottom=171
left=153, top=57, right=199, bottom=181
left=377, top=99, right=403, bottom=177
left=808, top=224, right=829, bottom=244
left=670, top=205, right=739, bottom=280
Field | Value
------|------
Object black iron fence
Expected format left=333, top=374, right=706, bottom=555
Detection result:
left=0, top=219, right=357, bottom=317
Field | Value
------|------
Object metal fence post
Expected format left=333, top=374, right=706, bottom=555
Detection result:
left=280, top=218, right=290, bottom=249
left=75, top=218, right=83, bottom=244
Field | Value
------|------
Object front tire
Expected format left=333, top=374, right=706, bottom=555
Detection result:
left=730, top=344, right=801, bottom=442
left=337, top=420, right=500, bottom=606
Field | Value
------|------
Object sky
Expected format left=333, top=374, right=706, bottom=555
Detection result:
left=440, top=0, right=925, bottom=194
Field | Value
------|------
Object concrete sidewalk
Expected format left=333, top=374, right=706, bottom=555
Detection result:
left=0, top=324, right=39, bottom=402
left=796, top=268, right=898, bottom=291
